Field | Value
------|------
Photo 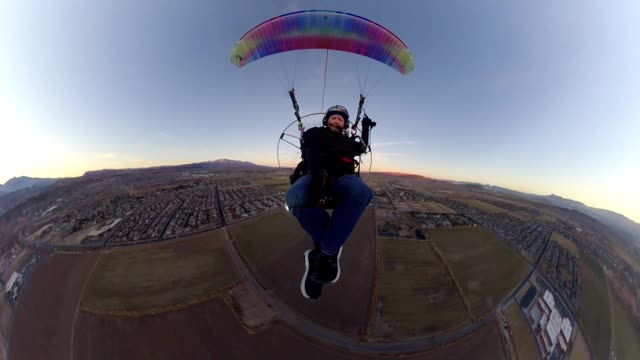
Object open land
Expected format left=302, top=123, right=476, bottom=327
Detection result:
left=227, top=280, right=277, bottom=331
left=232, top=207, right=377, bottom=338
left=405, top=201, right=455, bottom=213
left=579, top=254, right=611, bottom=360
left=256, top=175, right=292, bottom=192
left=460, top=199, right=507, bottom=213
left=59, top=223, right=104, bottom=245
left=9, top=252, right=100, bottom=360
left=569, top=327, right=591, bottom=360
left=230, top=207, right=377, bottom=337
left=459, top=195, right=537, bottom=221
left=551, top=231, right=579, bottom=257
left=504, top=211, right=530, bottom=221
left=504, top=302, right=540, bottom=360
left=372, top=237, right=470, bottom=339
left=612, top=291, right=640, bottom=360
left=430, top=226, right=530, bottom=318
left=74, top=296, right=504, bottom=360
left=82, top=229, right=239, bottom=314
left=229, top=209, right=306, bottom=271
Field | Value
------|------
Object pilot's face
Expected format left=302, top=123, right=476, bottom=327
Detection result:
left=327, top=115, right=345, bottom=133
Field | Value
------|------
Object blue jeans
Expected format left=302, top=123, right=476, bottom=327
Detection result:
left=285, top=175, right=374, bottom=255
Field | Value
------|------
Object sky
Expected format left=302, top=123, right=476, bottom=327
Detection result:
left=1, top=0, right=638, bottom=222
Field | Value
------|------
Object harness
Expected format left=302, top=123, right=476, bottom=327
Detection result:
left=287, top=89, right=376, bottom=185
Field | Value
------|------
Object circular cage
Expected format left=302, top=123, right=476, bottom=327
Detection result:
left=277, top=113, right=373, bottom=179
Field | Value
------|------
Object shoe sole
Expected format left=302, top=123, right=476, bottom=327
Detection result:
left=301, top=249, right=312, bottom=299
left=331, top=246, right=343, bottom=283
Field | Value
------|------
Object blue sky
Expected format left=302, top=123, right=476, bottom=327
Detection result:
left=1, top=0, right=638, bottom=222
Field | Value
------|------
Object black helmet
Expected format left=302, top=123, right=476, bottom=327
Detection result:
left=323, top=105, right=350, bottom=128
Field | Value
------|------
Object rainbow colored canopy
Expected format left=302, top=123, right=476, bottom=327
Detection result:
left=231, top=10, right=414, bottom=75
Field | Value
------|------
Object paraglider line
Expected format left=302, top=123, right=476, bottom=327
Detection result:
left=278, top=56, right=292, bottom=92
left=321, top=49, right=329, bottom=111
left=292, top=52, right=299, bottom=88
left=363, top=68, right=390, bottom=97
left=362, top=61, right=371, bottom=93
left=281, top=138, right=300, bottom=149
left=357, top=62, right=363, bottom=94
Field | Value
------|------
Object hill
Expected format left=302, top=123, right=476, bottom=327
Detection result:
left=0, top=176, right=57, bottom=196
left=83, top=159, right=274, bottom=177
left=482, top=185, right=640, bottom=249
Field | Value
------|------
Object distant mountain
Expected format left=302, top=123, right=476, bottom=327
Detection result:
left=83, top=159, right=275, bottom=177
left=541, top=194, right=640, bottom=245
left=160, top=159, right=272, bottom=172
left=202, top=159, right=272, bottom=169
left=0, top=186, right=49, bottom=216
left=0, top=176, right=58, bottom=196
left=373, top=172, right=427, bottom=179
left=207, top=159, right=253, bottom=166
left=479, top=184, right=640, bottom=247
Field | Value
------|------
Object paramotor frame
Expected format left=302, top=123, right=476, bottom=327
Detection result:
left=277, top=113, right=374, bottom=180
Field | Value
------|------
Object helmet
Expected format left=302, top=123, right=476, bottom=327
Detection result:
left=323, top=105, right=350, bottom=129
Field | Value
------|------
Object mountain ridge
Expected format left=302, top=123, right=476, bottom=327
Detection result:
left=478, top=183, right=640, bottom=247
left=82, top=159, right=275, bottom=176
left=0, top=176, right=58, bottom=196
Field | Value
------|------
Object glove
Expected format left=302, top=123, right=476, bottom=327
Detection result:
left=309, top=169, right=329, bottom=206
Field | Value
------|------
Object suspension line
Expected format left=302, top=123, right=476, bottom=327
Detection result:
left=321, top=49, right=329, bottom=112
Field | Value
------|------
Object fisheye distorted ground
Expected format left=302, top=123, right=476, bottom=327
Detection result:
left=2, top=168, right=639, bottom=359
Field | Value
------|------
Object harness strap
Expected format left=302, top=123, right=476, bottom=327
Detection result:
left=351, top=94, right=366, bottom=136
left=288, top=89, right=304, bottom=132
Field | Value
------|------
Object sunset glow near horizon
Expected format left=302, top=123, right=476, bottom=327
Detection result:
left=1, top=1, right=639, bottom=223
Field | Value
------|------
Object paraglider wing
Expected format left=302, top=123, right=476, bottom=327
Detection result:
left=231, top=10, right=414, bottom=75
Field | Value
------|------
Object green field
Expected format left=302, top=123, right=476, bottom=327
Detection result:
left=504, top=302, right=541, bottom=360
left=82, top=230, right=238, bottom=314
left=612, top=291, right=640, bottom=360
left=551, top=232, right=579, bottom=257
left=372, top=237, right=470, bottom=339
left=578, top=254, right=611, bottom=360
left=256, top=177, right=291, bottom=192
left=406, top=201, right=456, bottom=213
left=229, top=209, right=306, bottom=271
left=430, top=226, right=530, bottom=318
left=460, top=199, right=506, bottom=213
left=535, top=211, right=561, bottom=224
left=273, top=184, right=291, bottom=191
left=507, top=211, right=530, bottom=221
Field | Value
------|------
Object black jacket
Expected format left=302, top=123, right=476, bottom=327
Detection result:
left=298, top=126, right=366, bottom=202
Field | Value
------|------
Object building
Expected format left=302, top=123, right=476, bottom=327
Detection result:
left=5, top=271, right=23, bottom=294
left=527, top=290, right=573, bottom=359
